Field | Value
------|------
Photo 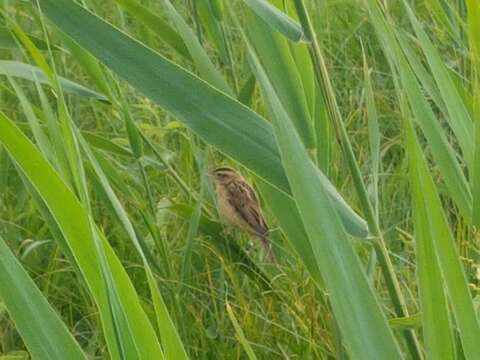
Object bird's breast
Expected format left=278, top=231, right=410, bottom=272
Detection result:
left=216, top=186, right=248, bottom=230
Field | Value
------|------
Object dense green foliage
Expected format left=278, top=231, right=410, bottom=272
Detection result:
left=0, top=0, right=479, bottom=358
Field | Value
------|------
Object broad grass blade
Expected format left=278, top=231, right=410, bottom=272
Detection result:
left=114, top=0, right=190, bottom=59
left=196, top=0, right=231, bottom=65
left=0, top=113, right=164, bottom=358
left=404, top=117, right=480, bottom=359
left=396, top=32, right=447, bottom=116
left=0, top=237, right=86, bottom=360
left=425, top=0, right=457, bottom=38
left=246, top=29, right=402, bottom=360
left=238, top=73, right=256, bottom=106
left=245, top=9, right=315, bottom=149
left=161, top=0, right=233, bottom=95
left=211, top=0, right=224, bottom=20
left=406, top=118, right=455, bottom=360
left=364, top=0, right=472, bottom=221
left=8, top=76, right=53, bottom=159
left=0, top=26, right=51, bottom=49
left=0, top=60, right=108, bottom=101
left=83, top=132, right=133, bottom=157
left=363, top=59, right=380, bottom=219
left=256, top=178, right=323, bottom=284
left=35, top=0, right=368, bottom=238
left=79, top=135, right=188, bottom=359
left=58, top=32, right=114, bottom=100
left=403, top=0, right=473, bottom=167
left=467, top=0, right=480, bottom=225
left=242, top=0, right=303, bottom=42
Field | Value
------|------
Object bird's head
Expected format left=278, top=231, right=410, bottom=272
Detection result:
left=209, top=167, right=240, bottom=185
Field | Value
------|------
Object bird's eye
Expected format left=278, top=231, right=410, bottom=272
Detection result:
left=216, top=173, right=228, bottom=179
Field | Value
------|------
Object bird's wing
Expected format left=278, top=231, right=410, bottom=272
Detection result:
left=226, top=181, right=269, bottom=237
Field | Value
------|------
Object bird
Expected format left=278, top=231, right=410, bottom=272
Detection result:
left=209, top=167, right=276, bottom=263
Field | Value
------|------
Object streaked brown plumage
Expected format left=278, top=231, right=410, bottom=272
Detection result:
left=210, top=167, right=276, bottom=263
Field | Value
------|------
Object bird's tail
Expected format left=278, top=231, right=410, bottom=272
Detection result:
left=260, top=235, right=277, bottom=264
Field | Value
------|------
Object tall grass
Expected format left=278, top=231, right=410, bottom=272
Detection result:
left=0, top=0, right=479, bottom=358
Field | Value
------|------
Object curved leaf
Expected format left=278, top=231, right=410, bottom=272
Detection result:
left=0, top=60, right=109, bottom=101
left=79, top=134, right=188, bottom=359
left=114, top=0, right=190, bottom=59
left=0, top=237, right=86, bottom=360
left=245, top=9, right=315, bottom=149
left=246, top=35, right=402, bottom=359
left=403, top=1, right=473, bottom=166
left=0, top=27, right=52, bottom=49
left=0, top=113, right=163, bottom=358
left=242, top=0, right=304, bottom=42
left=406, top=119, right=455, bottom=360
left=35, top=0, right=368, bottom=238
left=406, top=117, right=480, bottom=359
left=162, top=0, right=233, bottom=95
left=364, top=0, right=472, bottom=221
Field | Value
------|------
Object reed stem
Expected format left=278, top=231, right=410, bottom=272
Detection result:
left=293, top=1, right=423, bottom=358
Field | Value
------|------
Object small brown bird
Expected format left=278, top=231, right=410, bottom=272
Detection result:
left=209, top=167, right=276, bottom=263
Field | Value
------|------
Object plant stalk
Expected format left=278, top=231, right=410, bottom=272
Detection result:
left=293, top=1, right=423, bottom=359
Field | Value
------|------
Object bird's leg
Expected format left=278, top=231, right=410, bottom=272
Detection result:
left=260, top=236, right=277, bottom=264
left=222, top=226, right=233, bottom=237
